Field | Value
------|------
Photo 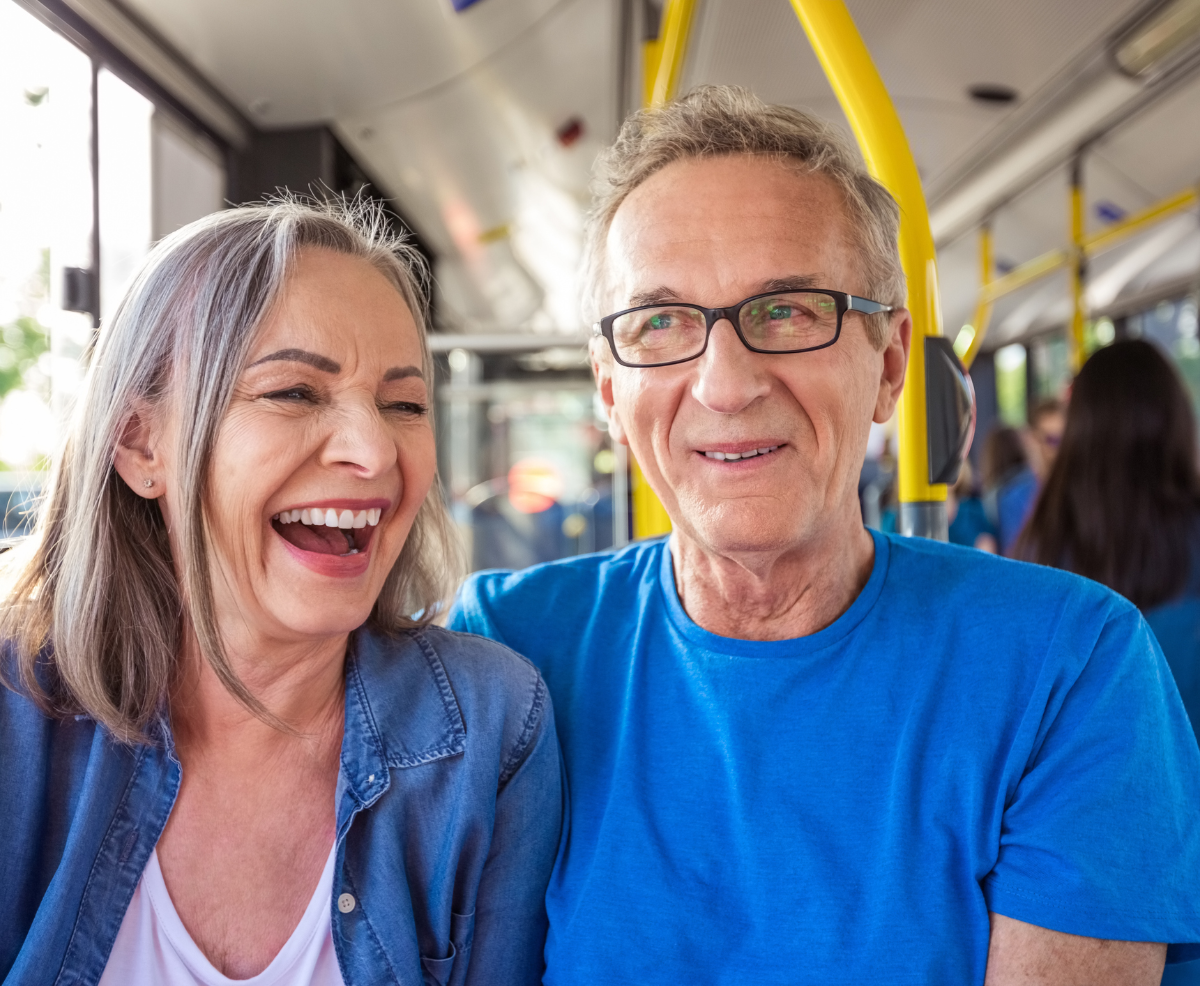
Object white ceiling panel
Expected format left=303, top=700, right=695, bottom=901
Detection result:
left=110, top=0, right=1200, bottom=341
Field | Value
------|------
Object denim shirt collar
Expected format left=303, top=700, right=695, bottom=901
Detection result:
left=335, top=627, right=468, bottom=840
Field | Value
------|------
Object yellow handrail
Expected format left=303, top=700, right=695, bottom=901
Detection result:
left=978, top=248, right=1071, bottom=304
left=1068, top=157, right=1087, bottom=373
left=961, top=224, right=993, bottom=368
left=1082, top=186, right=1199, bottom=255
left=789, top=0, right=945, bottom=517
left=966, top=185, right=1200, bottom=363
left=645, top=0, right=699, bottom=108
left=631, top=0, right=699, bottom=539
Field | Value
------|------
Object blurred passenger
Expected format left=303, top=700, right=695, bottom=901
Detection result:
left=1027, top=397, right=1066, bottom=477
left=450, top=86, right=1200, bottom=984
left=981, top=425, right=1029, bottom=553
left=981, top=424, right=1028, bottom=489
left=984, top=400, right=1060, bottom=556
left=0, top=201, right=560, bottom=984
left=947, top=461, right=996, bottom=551
left=1018, top=340, right=1200, bottom=742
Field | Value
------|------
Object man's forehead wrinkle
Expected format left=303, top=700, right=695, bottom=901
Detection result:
left=626, top=275, right=828, bottom=309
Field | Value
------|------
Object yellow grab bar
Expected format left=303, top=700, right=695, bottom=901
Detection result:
left=961, top=224, right=993, bottom=368
left=630, top=0, right=700, bottom=539
left=1083, top=186, right=1199, bottom=255
left=645, top=0, right=699, bottom=108
left=967, top=185, right=1198, bottom=370
left=790, top=0, right=946, bottom=529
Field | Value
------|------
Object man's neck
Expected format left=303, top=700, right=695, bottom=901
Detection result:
left=670, top=519, right=876, bottom=642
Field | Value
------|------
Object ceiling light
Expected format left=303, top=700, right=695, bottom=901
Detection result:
left=1115, top=0, right=1200, bottom=78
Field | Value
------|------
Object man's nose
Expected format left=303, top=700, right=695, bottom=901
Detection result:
left=690, top=316, right=772, bottom=414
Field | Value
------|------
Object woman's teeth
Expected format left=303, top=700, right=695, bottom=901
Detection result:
left=273, top=508, right=382, bottom=528
left=703, top=445, right=780, bottom=461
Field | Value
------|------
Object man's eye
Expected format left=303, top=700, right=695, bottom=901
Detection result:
left=767, top=306, right=793, bottom=320
left=647, top=314, right=674, bottom=331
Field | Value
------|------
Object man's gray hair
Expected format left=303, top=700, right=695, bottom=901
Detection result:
left=0, top=196, right=462, bottom=742
left=582, top=85, right=905, bottom=348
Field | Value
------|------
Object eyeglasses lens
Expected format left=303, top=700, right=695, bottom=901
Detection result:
left=609, top=292, right=840, bottom=365
left=610, top=306, right=708, bottom=365
left=739, top=292, right=839, bottom=352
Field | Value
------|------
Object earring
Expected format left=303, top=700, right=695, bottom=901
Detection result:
left=143, top=479, right=154, bottom=488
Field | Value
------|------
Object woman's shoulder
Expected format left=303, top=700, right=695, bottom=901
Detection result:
left=352, top=625, right=551, bottom=777
left=404, top=623, right=544, bottom=700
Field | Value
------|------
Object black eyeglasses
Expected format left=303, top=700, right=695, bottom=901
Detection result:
left=593, top=289, right=893, bottom=368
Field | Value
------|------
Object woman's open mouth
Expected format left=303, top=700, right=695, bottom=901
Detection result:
left=271, top=506, right=382, bottom=557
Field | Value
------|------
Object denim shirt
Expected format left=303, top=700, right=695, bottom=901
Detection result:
left=0, top=625, right=562, bottom=986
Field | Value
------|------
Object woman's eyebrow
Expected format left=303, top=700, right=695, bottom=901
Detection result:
left=384, top=365, right=423, bottom=382
left=248, top=348, right=341, bottom=373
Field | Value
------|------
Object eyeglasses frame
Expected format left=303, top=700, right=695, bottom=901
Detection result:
left=592, top=289, right=895, bottom=368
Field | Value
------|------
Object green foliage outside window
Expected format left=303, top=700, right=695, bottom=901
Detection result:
left=0, top=314, right=49, bottom=401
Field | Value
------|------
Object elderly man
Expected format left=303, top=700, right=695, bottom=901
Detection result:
left=449, top=86, right=1200, bottom=985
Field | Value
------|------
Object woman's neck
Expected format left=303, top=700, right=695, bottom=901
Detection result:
left=170, top=629, right=347, bottom=766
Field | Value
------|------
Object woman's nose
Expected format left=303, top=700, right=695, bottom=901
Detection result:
left=320, top=397, right=398, bottom=477
left=691, top=317, right=772, bottom=414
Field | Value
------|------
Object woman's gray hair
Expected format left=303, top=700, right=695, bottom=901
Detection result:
left=582, top=85, right=905, bottom=347
left=0, top=196, right=462, bottom=742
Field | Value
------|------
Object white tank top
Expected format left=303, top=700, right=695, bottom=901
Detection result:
left=99, top=843, right=346, bottom=986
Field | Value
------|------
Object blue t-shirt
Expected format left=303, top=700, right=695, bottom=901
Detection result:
left=450, top=531, right=1200, bottom=985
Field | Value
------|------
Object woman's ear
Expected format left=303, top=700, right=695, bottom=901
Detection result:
left=113, top=402, right=165, bottom=499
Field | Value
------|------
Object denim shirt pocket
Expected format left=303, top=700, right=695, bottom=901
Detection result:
left=420, top=909, right=476, bottom=986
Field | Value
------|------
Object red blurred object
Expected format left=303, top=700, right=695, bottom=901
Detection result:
left=508, top=459, right=564, bottom=514
left=555, top=117, right=584, bottom=148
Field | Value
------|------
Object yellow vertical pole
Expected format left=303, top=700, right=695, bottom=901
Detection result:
left=630, top=0, right=698, bottom=540
left=645, top=0, right=698, bottom=108
left=789, top=0, right=947, bottom=538
left=1069, top=155, right=1088, bottom=372
left=961, top=224, right=993, bottom=369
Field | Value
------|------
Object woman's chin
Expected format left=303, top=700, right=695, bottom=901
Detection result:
left=266, top=599, right=376, bottom=640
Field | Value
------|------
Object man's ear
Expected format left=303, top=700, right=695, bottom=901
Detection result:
left=590, top=338, right=629, bottom=447
left=873, top=308, right=912, bottom=424
left=112, top=401, right=165, bottom=499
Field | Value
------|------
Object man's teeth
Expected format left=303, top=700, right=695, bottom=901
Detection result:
left=273, top=508, right=382, bottom=526
left=703, top=445, right=780, bottom=461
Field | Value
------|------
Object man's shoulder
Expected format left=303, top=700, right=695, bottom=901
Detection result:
left=452, top=538, right=666, bottom=644
left=880, top=532, right=1139, bottom=629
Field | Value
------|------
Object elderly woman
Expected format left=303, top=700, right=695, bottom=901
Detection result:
left=0, top=200, right=561, bottom=985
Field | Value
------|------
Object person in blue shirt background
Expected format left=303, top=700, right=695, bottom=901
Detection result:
left=1017, top=339, right=1200, bottom=985
left=947, top=461, right=996, bottom=551
left=991, top=400, right=1065, bottom=555
left=450, top=85, right=1200, bottom=986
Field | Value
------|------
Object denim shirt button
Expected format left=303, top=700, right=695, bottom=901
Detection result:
left=337, top=893, right=356, bottom=913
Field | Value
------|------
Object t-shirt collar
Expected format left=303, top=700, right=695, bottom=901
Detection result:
left=658, top=527, right=891, bottom=656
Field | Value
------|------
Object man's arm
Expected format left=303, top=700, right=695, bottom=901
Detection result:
left=984, top=912, right=1166, bottom=985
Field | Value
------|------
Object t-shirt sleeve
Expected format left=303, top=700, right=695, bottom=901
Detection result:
left=446, top=572, right=505, bottom=642
left=983, top=604, right=1200, bottom=960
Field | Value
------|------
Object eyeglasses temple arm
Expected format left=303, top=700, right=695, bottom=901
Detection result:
left=846, top=296, right=893, bottom=314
